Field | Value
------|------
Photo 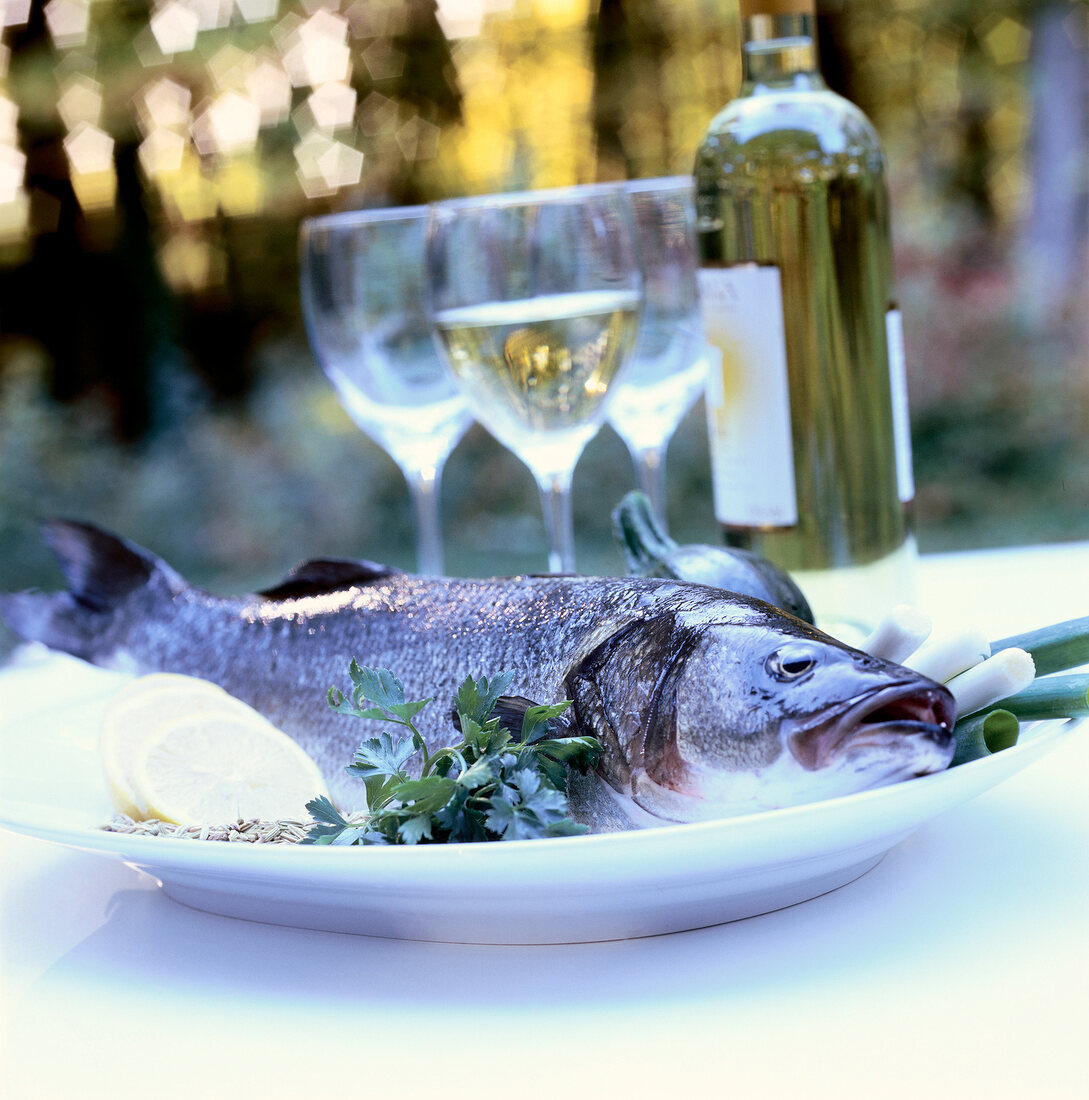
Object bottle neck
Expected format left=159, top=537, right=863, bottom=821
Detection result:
left=741, top=14, right=824, bottom=90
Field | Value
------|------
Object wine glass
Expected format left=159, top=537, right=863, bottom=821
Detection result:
left=607, top=176, right=708, bottom=530
left=299, top=206, right=472, bottom=575
left=426, top=185, right=643, bottom=574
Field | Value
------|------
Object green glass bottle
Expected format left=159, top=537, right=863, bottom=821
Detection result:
left=695, top=0, right=916, bottom=637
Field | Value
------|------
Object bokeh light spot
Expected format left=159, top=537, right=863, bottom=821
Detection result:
left=63, top=121, right=114, bottom=175
left=396, top=115, right=440, bottom=162
left=360, top=38, right=404, bottom=81
left=358, top=90, right=398, bottom=136
left=57, top=74, right=103, bottom=130
left=235, top=0, right=279, bottom=24
left=0, top=142, right=26, bottom=203
left=63, top=122, right=116, bottom=211
left=979, top=15, right=1032, bottom=66
left=150, top=1, right=200, bottom=56
left=159, top=230, right=227, bottom=292
left=435, top=0, right=514, bottom=41
left=281, top=11, right=351, bottom=88
left=0, top=95, right=18, bottom=144
left=305, top=81, right=356, bottom=132
left=138, top=127, right=188, bottom=178
left=138, top=78, right=192, bottom=135
left=216, top=155, right=263, bottom=215
left=0, top=188, right=29, bottom=244
left=44, top=0, right=91, bottom=49
left=245, top=55, right=293, bottom=126
left=294, top=130, right=362, bottom=197
left=188, top=0, right=233, bottom=32
left=316, top=139, right=363, bottom=189
left=207, top=43, right=255, bottom=91
left=2, top=0, right=31, bottom=29
left=191, top=91, right=261, bottom=156
left=155, top=151, right=219, bottom=222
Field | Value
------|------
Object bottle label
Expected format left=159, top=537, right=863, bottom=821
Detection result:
left=700, top=264, right=797, bottom=527
left=885, top=308, right=915, bottom=504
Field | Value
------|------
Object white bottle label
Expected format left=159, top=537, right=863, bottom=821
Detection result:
left=700, top=264, right=797, bottom=527
left=885, top=308, right=915, bottom=504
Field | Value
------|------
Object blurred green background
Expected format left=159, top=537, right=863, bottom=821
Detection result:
left=0, top=0, right=1087, bottom=612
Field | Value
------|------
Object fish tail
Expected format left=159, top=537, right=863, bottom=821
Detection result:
left=0, top=520, right=181, bottom=662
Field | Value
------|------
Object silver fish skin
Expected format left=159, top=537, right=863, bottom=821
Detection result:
left=0, top=521, right=957, bottom=825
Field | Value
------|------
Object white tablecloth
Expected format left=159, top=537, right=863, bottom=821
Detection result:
left=2, top=543, right=1088, bottom=1100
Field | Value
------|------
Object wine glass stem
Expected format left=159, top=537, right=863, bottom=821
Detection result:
left=633, top=444, right=669, bottom=531
left=537, top=469, right=576, bottom=574
left=406, top=465, right=445, bottom=575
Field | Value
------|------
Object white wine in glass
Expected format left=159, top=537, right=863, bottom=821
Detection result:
left=427, top=186, right=643, bottom=574
left=300, top=206, right=472, bottom=575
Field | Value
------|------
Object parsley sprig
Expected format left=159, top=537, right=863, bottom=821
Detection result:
left=301, top=660, right=602, bottom=845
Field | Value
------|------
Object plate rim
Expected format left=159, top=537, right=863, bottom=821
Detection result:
left=1, top=716, right=1078, bottom=881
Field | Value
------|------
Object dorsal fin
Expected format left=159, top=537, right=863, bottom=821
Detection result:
left=258, top=558, right=402, bottom=599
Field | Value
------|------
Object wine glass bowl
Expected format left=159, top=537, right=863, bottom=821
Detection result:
left=427, top=185, right=643, bottom=573
left=299, top=206, right=471, bottom=575
left=607, top=176, right=707, bottom=529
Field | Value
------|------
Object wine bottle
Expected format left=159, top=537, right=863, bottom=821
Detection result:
left=694, top=0, right=916, bottom=638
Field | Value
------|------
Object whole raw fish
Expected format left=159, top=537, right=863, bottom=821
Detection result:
left=0, top=521, right=956, bottom=826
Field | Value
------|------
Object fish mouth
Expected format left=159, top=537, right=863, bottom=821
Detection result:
left=625, top=681, right=957, bottom=824
left=786, top=682, right=957, bottom=773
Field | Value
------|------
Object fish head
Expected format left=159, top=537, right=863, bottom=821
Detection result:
left=568, top=593, right=956, bottom=823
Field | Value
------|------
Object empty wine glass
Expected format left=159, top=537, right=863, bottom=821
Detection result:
left=607, top=176, right=707, bottom=529
left=426, top=185, right=643, bottom=574
left=300, top=206, right=472, bottom=575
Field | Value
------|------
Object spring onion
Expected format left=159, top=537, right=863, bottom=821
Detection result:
left=945, top=647, right=1036, bottom=717
left=904, top=628, right=992, bottom=684
left=860, top=605, right=933, bottom=663
left=989, top=673, right=1089, bottom=721
left=991, top=616, right=1089, bottom=677
left=951, top=709, right=1020, bottom=766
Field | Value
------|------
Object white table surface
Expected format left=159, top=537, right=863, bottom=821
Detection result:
left=2, top=543, right=1088, bottom=1100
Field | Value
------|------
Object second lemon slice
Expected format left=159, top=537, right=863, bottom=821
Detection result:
left=133, top=711, right=329, bottom=826
left=99, top=675, right=254, bottom=818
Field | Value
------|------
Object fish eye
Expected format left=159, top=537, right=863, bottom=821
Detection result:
left=766, top=642, right=820, bottom=682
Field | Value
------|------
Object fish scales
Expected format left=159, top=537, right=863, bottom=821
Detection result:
left=126, top=574, right=670, bottom=805
left=0, top=522, right=958, bottom=825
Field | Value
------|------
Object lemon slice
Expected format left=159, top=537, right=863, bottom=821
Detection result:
left=132, top=711, right=329, bottom=826
left=108, top=673, right=230, bottom=700
left=99, top=675, right=255, bottom=818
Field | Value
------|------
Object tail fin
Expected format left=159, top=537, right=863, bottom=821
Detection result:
left=0, top=521, right=182, bottom=663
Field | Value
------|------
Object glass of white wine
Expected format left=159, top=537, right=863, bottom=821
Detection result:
left=607, top=176, right=708, bottom=530
left=300, top=206, right=472, bottom=575
left=426, top=185, right=643, bottom=574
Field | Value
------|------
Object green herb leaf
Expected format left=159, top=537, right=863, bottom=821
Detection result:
left=305, top=794, right=349, bottom=827
left=329, top=660, right=434, bottom=725
left=390, top=777, right=458, bottom=816
left=534, top=735, right=603, bottom=771
left=456, top=753, right=500, bottom=790
left=397, top=814, right=434, bottom=844
left=456, top=670, right=516, bottom=727
left=303, top=664, right=601, bottom=847
left=485, top=765, right=575, bottom=840
left=519, top=700, right=572, bottom=744
left=460, top=714, right=511, bottom=758
left=347, top=733, right=417, bottom=783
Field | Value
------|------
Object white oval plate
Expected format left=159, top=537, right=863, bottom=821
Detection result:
left=0, top=652, right=1078, bottom=944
